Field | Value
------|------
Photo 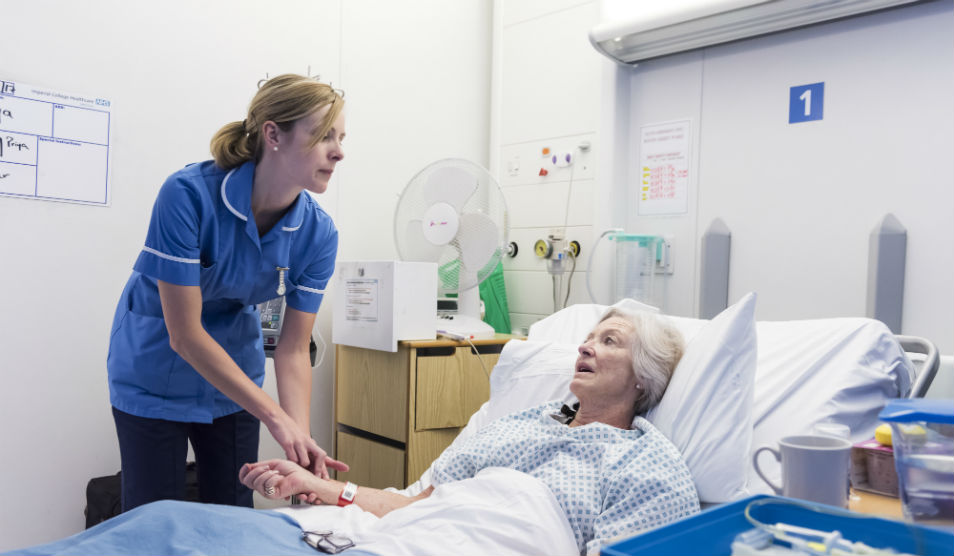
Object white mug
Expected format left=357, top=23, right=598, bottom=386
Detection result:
left=753, top=434, right=852, bottom=508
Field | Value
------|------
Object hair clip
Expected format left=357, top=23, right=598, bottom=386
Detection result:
left=328, top=82, right=346, bottom=99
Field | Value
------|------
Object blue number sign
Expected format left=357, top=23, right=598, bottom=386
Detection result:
left=789, top=82, right=824, bottom=124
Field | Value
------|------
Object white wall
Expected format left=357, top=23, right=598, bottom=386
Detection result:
left=0, top=0, right=490, bottom=550
left=491, top=0, right=954, bottom=432
left=492, top=1, right=952, bottom=357
left=613, top=0, right=954, bottom=353
left=493, top=0, right=604, bottom=333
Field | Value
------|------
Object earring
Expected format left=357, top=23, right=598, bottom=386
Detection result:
left=273, top=146, right=279, bottom=151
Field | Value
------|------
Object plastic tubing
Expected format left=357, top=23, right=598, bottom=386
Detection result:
left=586, top=228, right=623, bottom=303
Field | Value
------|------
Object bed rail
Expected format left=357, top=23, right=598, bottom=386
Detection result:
left=896, top=335, right=939, bottom=398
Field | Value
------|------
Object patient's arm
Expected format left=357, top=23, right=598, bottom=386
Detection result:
left=240, top=460, right=433, bottom=517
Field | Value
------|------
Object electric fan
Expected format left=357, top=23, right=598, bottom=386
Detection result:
left=394, top=158, right=509, bottom=340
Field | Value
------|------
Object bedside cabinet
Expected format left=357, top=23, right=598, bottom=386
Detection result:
left=333, top=334, right=517, bottom=489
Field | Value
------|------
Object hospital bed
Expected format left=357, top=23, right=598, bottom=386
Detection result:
left=387, top=291, right=935, bottom=552
left=15, top=292, right=938, bottom=555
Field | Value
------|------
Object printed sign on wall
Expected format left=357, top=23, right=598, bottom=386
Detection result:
left=789, top=82, right=825, bottom=124
left=0, top=78, right=113, bottom=205
left=638, top=119, right=690, bottom=216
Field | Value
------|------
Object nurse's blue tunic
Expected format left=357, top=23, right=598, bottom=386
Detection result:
left=107, top=160, right=338, bottom=423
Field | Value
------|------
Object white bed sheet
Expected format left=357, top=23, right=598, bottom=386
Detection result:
left=748, top=317, right=913, bottom=492
left=275, top=467, right=579, bottom=556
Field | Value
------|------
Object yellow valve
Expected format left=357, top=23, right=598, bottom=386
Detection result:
left=568, top=240, right=581, bottom=258
left=534, top=239, right=552, bottom=258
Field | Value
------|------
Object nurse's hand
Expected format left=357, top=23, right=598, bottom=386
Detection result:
left=312, top=454, right=350, bottom=480
left=266, top=415, right=349, bottom=479
left=298, top=440, right=351, bottom=480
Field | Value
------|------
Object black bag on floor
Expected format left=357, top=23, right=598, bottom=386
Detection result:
left=84, top=471, right=121, bottom=528
left=84, top=462, right=200, bottom=528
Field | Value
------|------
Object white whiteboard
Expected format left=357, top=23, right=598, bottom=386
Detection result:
left=0, top=78, right=112, bottom=205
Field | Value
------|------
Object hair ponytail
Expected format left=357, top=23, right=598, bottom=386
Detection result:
left=210, top=120, right=255, bottom=170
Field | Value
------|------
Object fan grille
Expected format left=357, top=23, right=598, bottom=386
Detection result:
left=394, top=159, right=508, bottom=295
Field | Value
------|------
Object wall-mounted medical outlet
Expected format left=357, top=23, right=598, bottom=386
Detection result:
left=534, top=232, right=562, bottom=259
left=568, top=240, right=581, bottom=258
left=498, top=133, right=595, bottom=187
left=657, top=235, right=674, bottom=275
left=506, top=155, right=520, bottom=177
left=552, top=152, right=573, bottom=168
left=534, top=230, right=582, bottom=259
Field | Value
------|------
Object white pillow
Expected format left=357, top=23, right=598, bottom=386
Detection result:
left=647, top=292, right=757, bottom=503
left=415, top=293, right=758, bottom=504
left=485, top=340, right=579, bottom=424
left=527, top=298, right=659, bottom=344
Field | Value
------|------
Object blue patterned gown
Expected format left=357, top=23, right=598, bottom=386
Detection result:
left=428, top=401, right=700, bottom=554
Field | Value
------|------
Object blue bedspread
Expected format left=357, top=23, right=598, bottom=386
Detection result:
left=7, top=500, right=321, bottom=556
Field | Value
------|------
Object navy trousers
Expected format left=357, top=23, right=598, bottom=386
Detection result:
left=112, top=407, right=260, bottom=512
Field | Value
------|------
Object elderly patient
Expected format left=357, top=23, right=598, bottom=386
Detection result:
left=8, top=309, right=698, bottom=556
left=242, top=308, right=700, bottom=554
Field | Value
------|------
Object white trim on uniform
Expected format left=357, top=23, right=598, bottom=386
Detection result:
left=282, top=224, right=302, bottom=232
left=296, top=285, right=326, bottom=295
left=142, top=246, right=200, bottom=264
left=220, top=168, right=247, bottom=221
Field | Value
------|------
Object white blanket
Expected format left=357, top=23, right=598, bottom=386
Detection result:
left=274, top=467, right=580, bottom=556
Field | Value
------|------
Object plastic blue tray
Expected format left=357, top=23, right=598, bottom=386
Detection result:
left=602, top=495, right=954, bottom=556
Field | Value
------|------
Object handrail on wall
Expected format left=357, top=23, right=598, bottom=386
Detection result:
left=867, top=213, right=907, bottom=334
left=698, top=218, right=731, bottom=319
left=699, top=214, right=908, bottom=335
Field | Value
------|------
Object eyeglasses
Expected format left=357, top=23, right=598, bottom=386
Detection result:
left=301, top=530, right=355, bottom=554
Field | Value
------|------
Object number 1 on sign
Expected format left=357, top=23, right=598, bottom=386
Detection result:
left=799, top=89, right=812, bottom=117
left=789, top=82, right=824, bottom=124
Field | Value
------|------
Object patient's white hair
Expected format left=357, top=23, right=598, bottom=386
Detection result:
left=599, top=308, right=685, bottom=415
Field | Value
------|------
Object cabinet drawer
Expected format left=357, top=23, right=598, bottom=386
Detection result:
left=336, top=345, right=409, bottom=442
left=335, top=430, right=405, bottom=490
left=414, top=347, right=498, bottom=430
left=406, top=427, right=462, bottom=485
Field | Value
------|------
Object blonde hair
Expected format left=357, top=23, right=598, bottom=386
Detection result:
left=599, top=308, right=685, bottom=415
left=210, top=74, right=344, bottom=170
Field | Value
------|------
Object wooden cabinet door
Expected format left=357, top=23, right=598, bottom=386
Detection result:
left=336, top=345, right=409, bottom=442
left=335, top=430, right=405, bottom=490
left=413, top=347, right=499, bottom=431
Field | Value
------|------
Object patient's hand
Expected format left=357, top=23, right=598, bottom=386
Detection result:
left=241, top=459, right=434, bottom=516
left=240, top=459, right=323, bottom=501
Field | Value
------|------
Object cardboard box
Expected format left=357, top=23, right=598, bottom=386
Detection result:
left=332, top=261, right=437, bottom=352
left=850, top=438, right=898, bottom=497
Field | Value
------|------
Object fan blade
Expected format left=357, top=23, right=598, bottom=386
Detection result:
left=402, top=219, right=445, bottom=262
left=456, top=213, right=500, bottom=273
left=423, top=166, right=477, bottom=211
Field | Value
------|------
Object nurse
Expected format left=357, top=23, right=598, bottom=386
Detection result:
left=107, top=73, right=348, bottom=511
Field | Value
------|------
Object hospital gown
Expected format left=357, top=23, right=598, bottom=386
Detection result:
left=429, top=401, right=700, bottom=554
